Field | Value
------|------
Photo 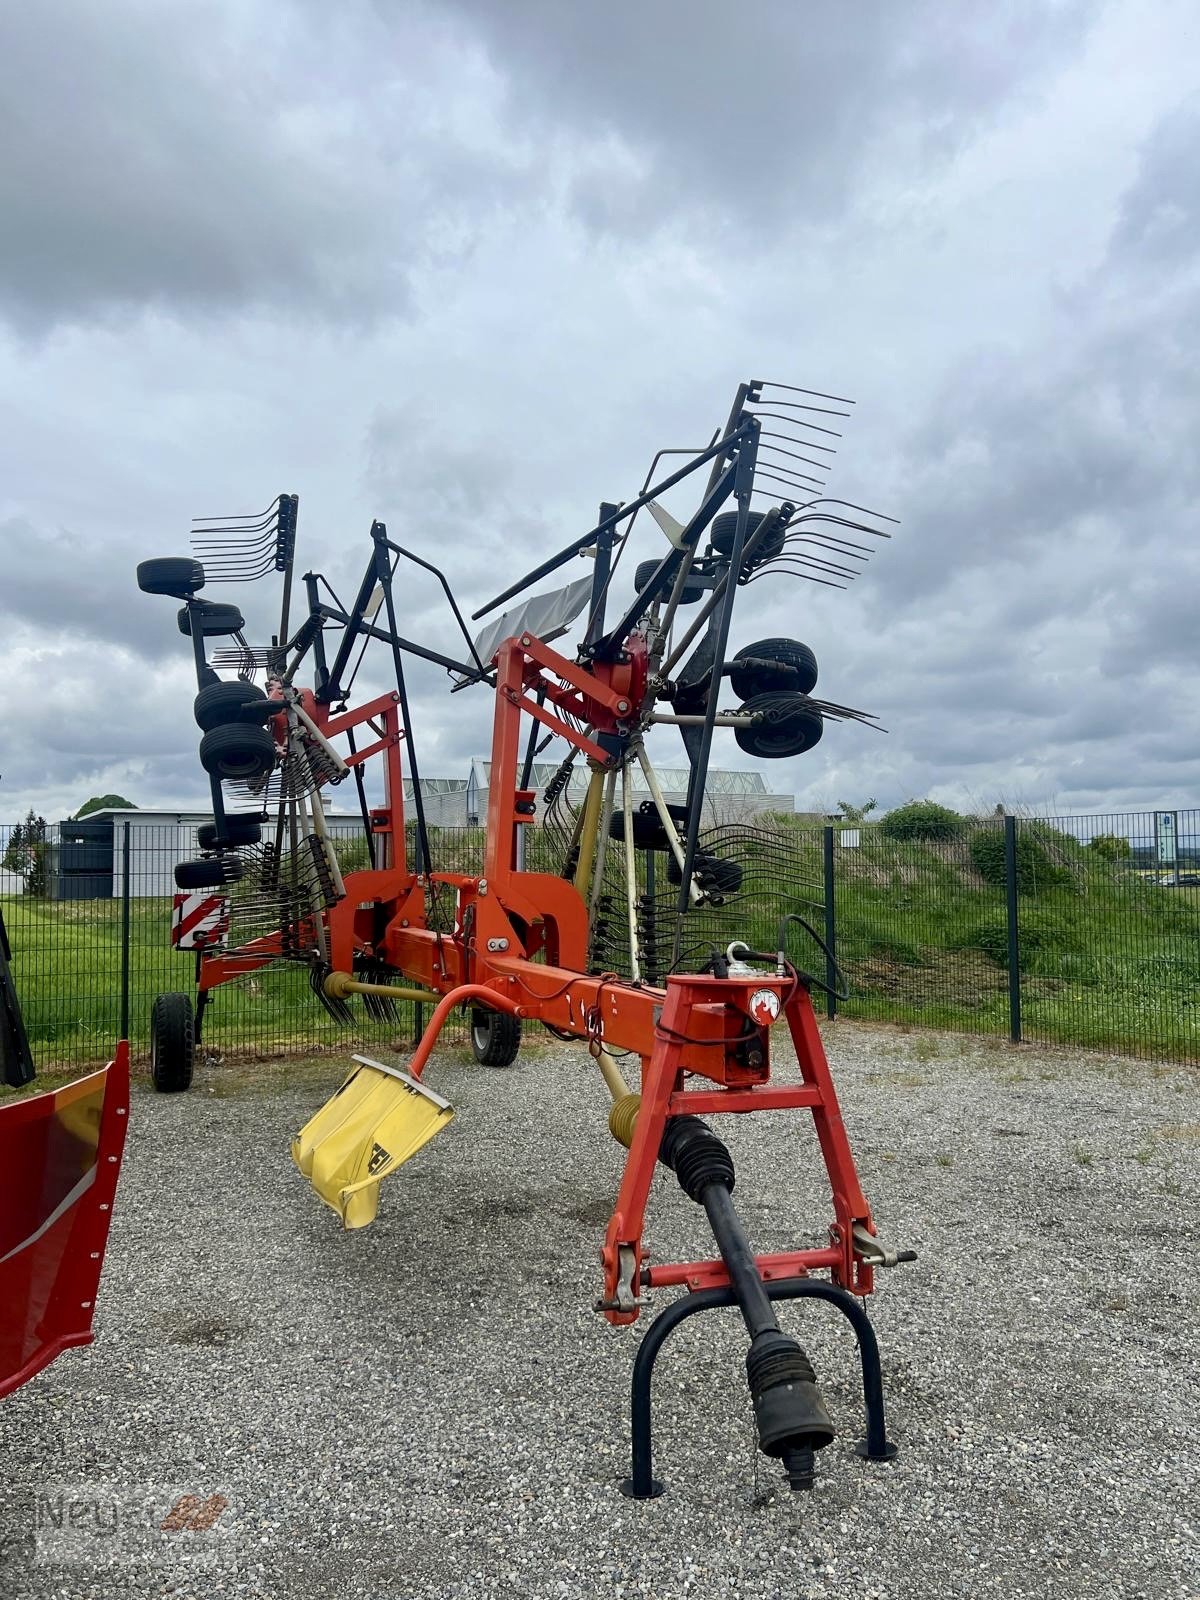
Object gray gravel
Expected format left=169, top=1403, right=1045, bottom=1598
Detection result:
left=1, top=1022, right=1196, bottom=1599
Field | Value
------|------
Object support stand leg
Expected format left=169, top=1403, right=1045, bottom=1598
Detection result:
left=621, top=1277, right=897, bottom=1500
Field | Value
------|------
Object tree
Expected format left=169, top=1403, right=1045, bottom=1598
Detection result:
left=880, top=800, right=963, bottom=842
left=1088, top=833, right=1131, bottom=862
left=833, top=797, right=877, bottom=824
left=2, top=810, right=48, bottom=896
left=74, top=794, right=136, bottom=819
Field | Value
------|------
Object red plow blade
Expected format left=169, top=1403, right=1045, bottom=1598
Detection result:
left=0, top=1043, right=129, bottom=1398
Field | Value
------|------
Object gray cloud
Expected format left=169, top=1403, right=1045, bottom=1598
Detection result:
left=427, top=0, right=1100, bottom=230
left=1, top=0, right=1198, bottom=827
left=0, top=1, right=524, bottom=334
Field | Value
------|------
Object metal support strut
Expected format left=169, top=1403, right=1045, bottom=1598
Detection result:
left=621, top=1277, right=898, bottom=1499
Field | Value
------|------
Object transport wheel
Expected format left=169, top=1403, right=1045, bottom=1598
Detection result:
left=709, top=511, right=787, bottom=568
left=730, top=637, right=818, bottom=699
left=174, top=856, right=243, bottom=889
left=198, top=723, right=277, bottom=782
left=136, top=557, right=205, bottom=599
left=193, top=680, right=270, bottom=732
left=197, top=815, right=263, bottom=851
left=667, top=851, right=744, bottom=894
left=470, top=1007, right=522, bottom=1067
left=177, top=601, right=246, bottom=639
left=150, top=992, right=195, bottom=1093
left=735, top=693, right=824, bottom=759
left=632, top=559, right=704, bottom=606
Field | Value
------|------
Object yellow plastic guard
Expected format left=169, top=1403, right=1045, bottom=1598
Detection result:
left=291, top=1055, right=454, bottom=1229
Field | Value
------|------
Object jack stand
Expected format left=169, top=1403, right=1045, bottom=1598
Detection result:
left=620, top=1277, right=898, bottom=1499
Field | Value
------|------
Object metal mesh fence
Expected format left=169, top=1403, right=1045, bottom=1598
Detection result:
left=1, top=808, right=1196, bottom=1074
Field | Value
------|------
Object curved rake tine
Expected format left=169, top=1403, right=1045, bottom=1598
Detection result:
left=748, top=397, right=853, bottom=421
left=791, top=496, right=901, bottom=526
left=759, top=435, right=835, bottom=475
left=753, top=378, right=857, bottom=406
left=744, top=406, right=843, bottom=442
left=193, top=498, right=284, bottom=528
left=743, top=565, right=846, bottom=590
left=783, top=530, right=874, bottom=558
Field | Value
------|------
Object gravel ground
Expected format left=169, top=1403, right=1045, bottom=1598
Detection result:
left=1, top=1021, right=1196, bottom=1599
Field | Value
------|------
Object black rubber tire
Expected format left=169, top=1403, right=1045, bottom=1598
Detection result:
left=150, top=992, right=194, bottom=1092
left=198, top=722, right=276, bottom=781
left=609, top=799, right=689, bottom=850
left=667, top=851, right=744, bottom=894
left=177, top=600, right=246, bottom=638
left=633, top=559, right=705, bottom=606
left=174, top=856, right=244, bottom=889
left=735, top=692, right=824, bottom=759
left=709, top=511, right=787, bottom=568
left=194, top=680, right=270, bottom=732
left=730, top=637, right=818, bottom=700
left=137, top=557, right=205, bottom=599
left=197, top=815, right=263, bottom=851
left=469, top=1007, right=522, bottom=1067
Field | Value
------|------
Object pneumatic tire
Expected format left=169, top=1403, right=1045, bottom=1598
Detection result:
left=174, top=857, right=244, bottom=889
left=734, top=693, right=824, bottom=759
left=199, top=722, right=276, bottom=782
left=150, top=992, right=195, bottom=1092
left=194, top=681, right=270, bottom=732
left=632, top=559, right=704, bottom=607
left=197, top=816, right=263, bottom=851
left=136, top=557, right=205, bottom=599
left=730, top=638, right=818, bottom=699
left=469, top=1007, right=522, bottom=1067
left=709, top=511, right=786, bottom=568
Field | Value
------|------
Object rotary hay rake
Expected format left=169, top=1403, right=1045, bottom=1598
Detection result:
left=138, top=379, right=915, bottom=1495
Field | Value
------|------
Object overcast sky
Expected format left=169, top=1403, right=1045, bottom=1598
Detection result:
left=1, top=0, right=1197, bottom=825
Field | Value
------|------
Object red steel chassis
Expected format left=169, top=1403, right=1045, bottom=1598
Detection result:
left=195, top=632, right=877, bottom=1323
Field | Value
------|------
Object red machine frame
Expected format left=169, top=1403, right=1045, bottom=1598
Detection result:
left=194, top=630, right=879, bottom=1324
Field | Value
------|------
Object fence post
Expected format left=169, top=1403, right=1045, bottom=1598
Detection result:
left=120, top=820, right=131, bottom=1043
left=822, top=826, right=837, bottom=1021
left=1003, top=815, right=1021, bottom=1044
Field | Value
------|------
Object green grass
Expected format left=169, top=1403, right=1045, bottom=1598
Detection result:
left=4, top=814, right=1198, bottom=1072
left=2, top=893, right=427, bottom=1071
left=738, top=819, right=1200, bottom=1063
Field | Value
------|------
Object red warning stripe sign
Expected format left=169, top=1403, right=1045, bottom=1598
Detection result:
left=170, top=893, right=230, bottom=950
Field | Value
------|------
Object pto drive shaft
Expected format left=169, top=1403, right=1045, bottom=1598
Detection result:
left=658, top=1116, right=835, bottom=1491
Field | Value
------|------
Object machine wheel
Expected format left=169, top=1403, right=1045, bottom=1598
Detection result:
left=730, top=637, right=818, bottom=700
left=197, top=815, right=262, bottom=851
left=632, top=559, right=704, bottom=606
left=150, top=992, right=195, bottom=1092
left=469, top=1007, right=522, bottom=1067
left=709, top=511, right=787, bottom=568
left=137, top=557, right=205, bottom=599
left=177, top=600, right=246, bottom=639
left=194, top=680, right=270, bottom=732
left=667, top=851, right=744, bottom=894
left=199, top=722, right=276, bottom=781
left=735, top=693, right=824, bottom=759
left=174, top=856, right=243, bottom=889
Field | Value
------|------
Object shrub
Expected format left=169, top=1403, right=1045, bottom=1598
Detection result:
left=968, top=826, right=1073, bottom=893
left=880, top=800, right=963, bottom=842
left=1089, top=833, right=1131, bottom=861
left=973, top=909, right=1081, bottom=969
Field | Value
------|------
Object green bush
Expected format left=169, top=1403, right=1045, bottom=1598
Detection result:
left=880, top=800, right=964, bottom=842
left=973, top=908, right=1082, bottom=970
left=1089, top=832, right=1131, bottom=861
left=968, top=826, right=1073, bottom=893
